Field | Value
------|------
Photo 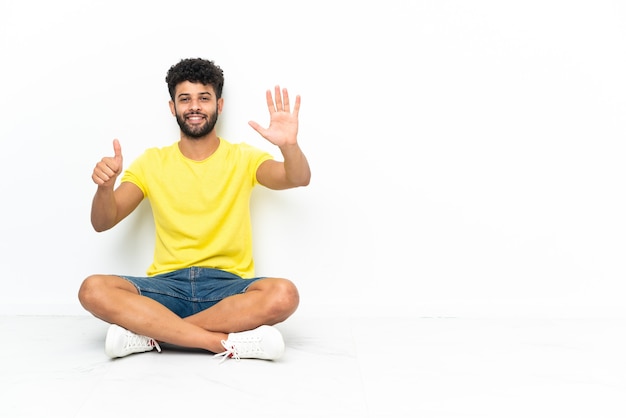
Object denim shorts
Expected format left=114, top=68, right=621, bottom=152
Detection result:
left=120, top=267, right=264, bottom=318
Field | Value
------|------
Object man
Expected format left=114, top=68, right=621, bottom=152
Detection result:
left=78, top=58, right=311, bottom=361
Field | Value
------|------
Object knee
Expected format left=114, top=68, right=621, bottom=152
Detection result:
left=266, top=278, right=300, bottom=321
left=77, top=275, right=108, bottom=310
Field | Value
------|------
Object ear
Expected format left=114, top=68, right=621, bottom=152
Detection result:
left=169, top=100, right=176, bottom=116
left=217, top=97, right=224, bottom=114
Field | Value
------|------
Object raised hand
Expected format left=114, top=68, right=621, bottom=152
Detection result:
left=92, top=139, right=123, bottom=187
left=248, top=86, right=300, bottom=148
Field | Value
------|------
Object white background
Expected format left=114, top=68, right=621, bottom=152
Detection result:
left=1, top=0, right=624, bottom=319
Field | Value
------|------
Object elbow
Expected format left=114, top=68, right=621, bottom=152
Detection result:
left=292, top=172, right=311, bottom=188
left=298, top=167, right=312, bottom=187
left=91, top=218, right=114, bottom=233
left=91, top=223, right=108, bottom=233
left=300, top=175, right=311, bottom=187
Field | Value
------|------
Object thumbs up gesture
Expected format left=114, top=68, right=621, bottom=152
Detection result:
left=92, top=139, right=123, bottom=187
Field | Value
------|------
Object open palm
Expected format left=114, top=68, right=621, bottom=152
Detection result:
left=249, top=85, right=300, bottom=147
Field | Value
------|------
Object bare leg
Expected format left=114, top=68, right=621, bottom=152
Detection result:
left=78, top=275, right=299, bottom=353
left=183, top=278, right=300, bottom=332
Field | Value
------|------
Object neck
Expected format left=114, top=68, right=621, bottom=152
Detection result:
left=178, top=133, right=220, bottom=161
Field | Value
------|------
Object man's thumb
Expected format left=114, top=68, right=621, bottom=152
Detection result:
left=113, top=139, right=123, bottom=163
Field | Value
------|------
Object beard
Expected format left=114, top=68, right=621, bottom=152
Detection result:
left=175, top=107, right=219, bottom=139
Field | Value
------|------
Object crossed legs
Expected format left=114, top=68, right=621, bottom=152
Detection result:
left=78, top=274, right=299, bottom=354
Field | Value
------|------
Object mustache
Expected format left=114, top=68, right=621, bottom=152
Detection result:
left=184, top=111, right=206, bottom=117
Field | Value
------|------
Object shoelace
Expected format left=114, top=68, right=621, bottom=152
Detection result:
left=214, top=338, right=263, bottom=363
left=124, top=331, right=162, bottom=353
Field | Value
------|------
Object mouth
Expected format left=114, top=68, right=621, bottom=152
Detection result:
left=185, top=113, right=206, bottom=124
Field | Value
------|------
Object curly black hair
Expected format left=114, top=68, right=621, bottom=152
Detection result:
left=165, top=58, right=224, bottom=101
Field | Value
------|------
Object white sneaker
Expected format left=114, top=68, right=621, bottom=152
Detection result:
left=105, top=324, right=162, bottom=358
left=214, top=325, right=285, bottom=363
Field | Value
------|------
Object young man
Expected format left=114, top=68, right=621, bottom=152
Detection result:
left=79, top=58, right=311, bottom=361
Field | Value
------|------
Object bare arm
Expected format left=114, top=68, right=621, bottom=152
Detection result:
left=90, top=139, right=144, bottom=231
left=249, top=86, right=311, bottom=190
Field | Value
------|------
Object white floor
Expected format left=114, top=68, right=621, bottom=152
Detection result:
left=1, top=314, right=625, bottom=417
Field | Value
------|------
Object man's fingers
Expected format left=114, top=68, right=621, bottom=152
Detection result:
left=91, top=140, right=123, bottom=186
left=266, top=86, right=298, bottom=113
left=113, top=139, right=122, bottom=162
left=292, top=94, right=301, bottom=117
left=266, top=89, right=276, bottom=113
left=92, top=173, right=104, bottom=185
left=281, top=87, right=290, bottom=112
left=98, top=158, right=118, bottom=175
left=274, top=85, right=283, bottom=110
left=92, top=162, right=114, bottom=185
left=248, top=120, right=265, bottom=135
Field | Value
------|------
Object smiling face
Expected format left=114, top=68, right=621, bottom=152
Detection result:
left=170, top=81, right=223, bottom=139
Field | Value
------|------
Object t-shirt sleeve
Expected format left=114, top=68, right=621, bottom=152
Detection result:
left=120, top=152, right=149, bottom=197
left=241, top=143, right=273, bottom=186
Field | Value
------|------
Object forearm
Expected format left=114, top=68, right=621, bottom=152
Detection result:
left=280, top=143, right=311, bottom=187
left=91, top=186, right=119, bottom=232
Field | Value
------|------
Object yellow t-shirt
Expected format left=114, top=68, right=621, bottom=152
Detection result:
left=121, top=139, right=273, bottom=278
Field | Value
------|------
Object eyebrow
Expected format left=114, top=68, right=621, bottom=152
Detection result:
left=177, top=91, right=213, bottom=99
